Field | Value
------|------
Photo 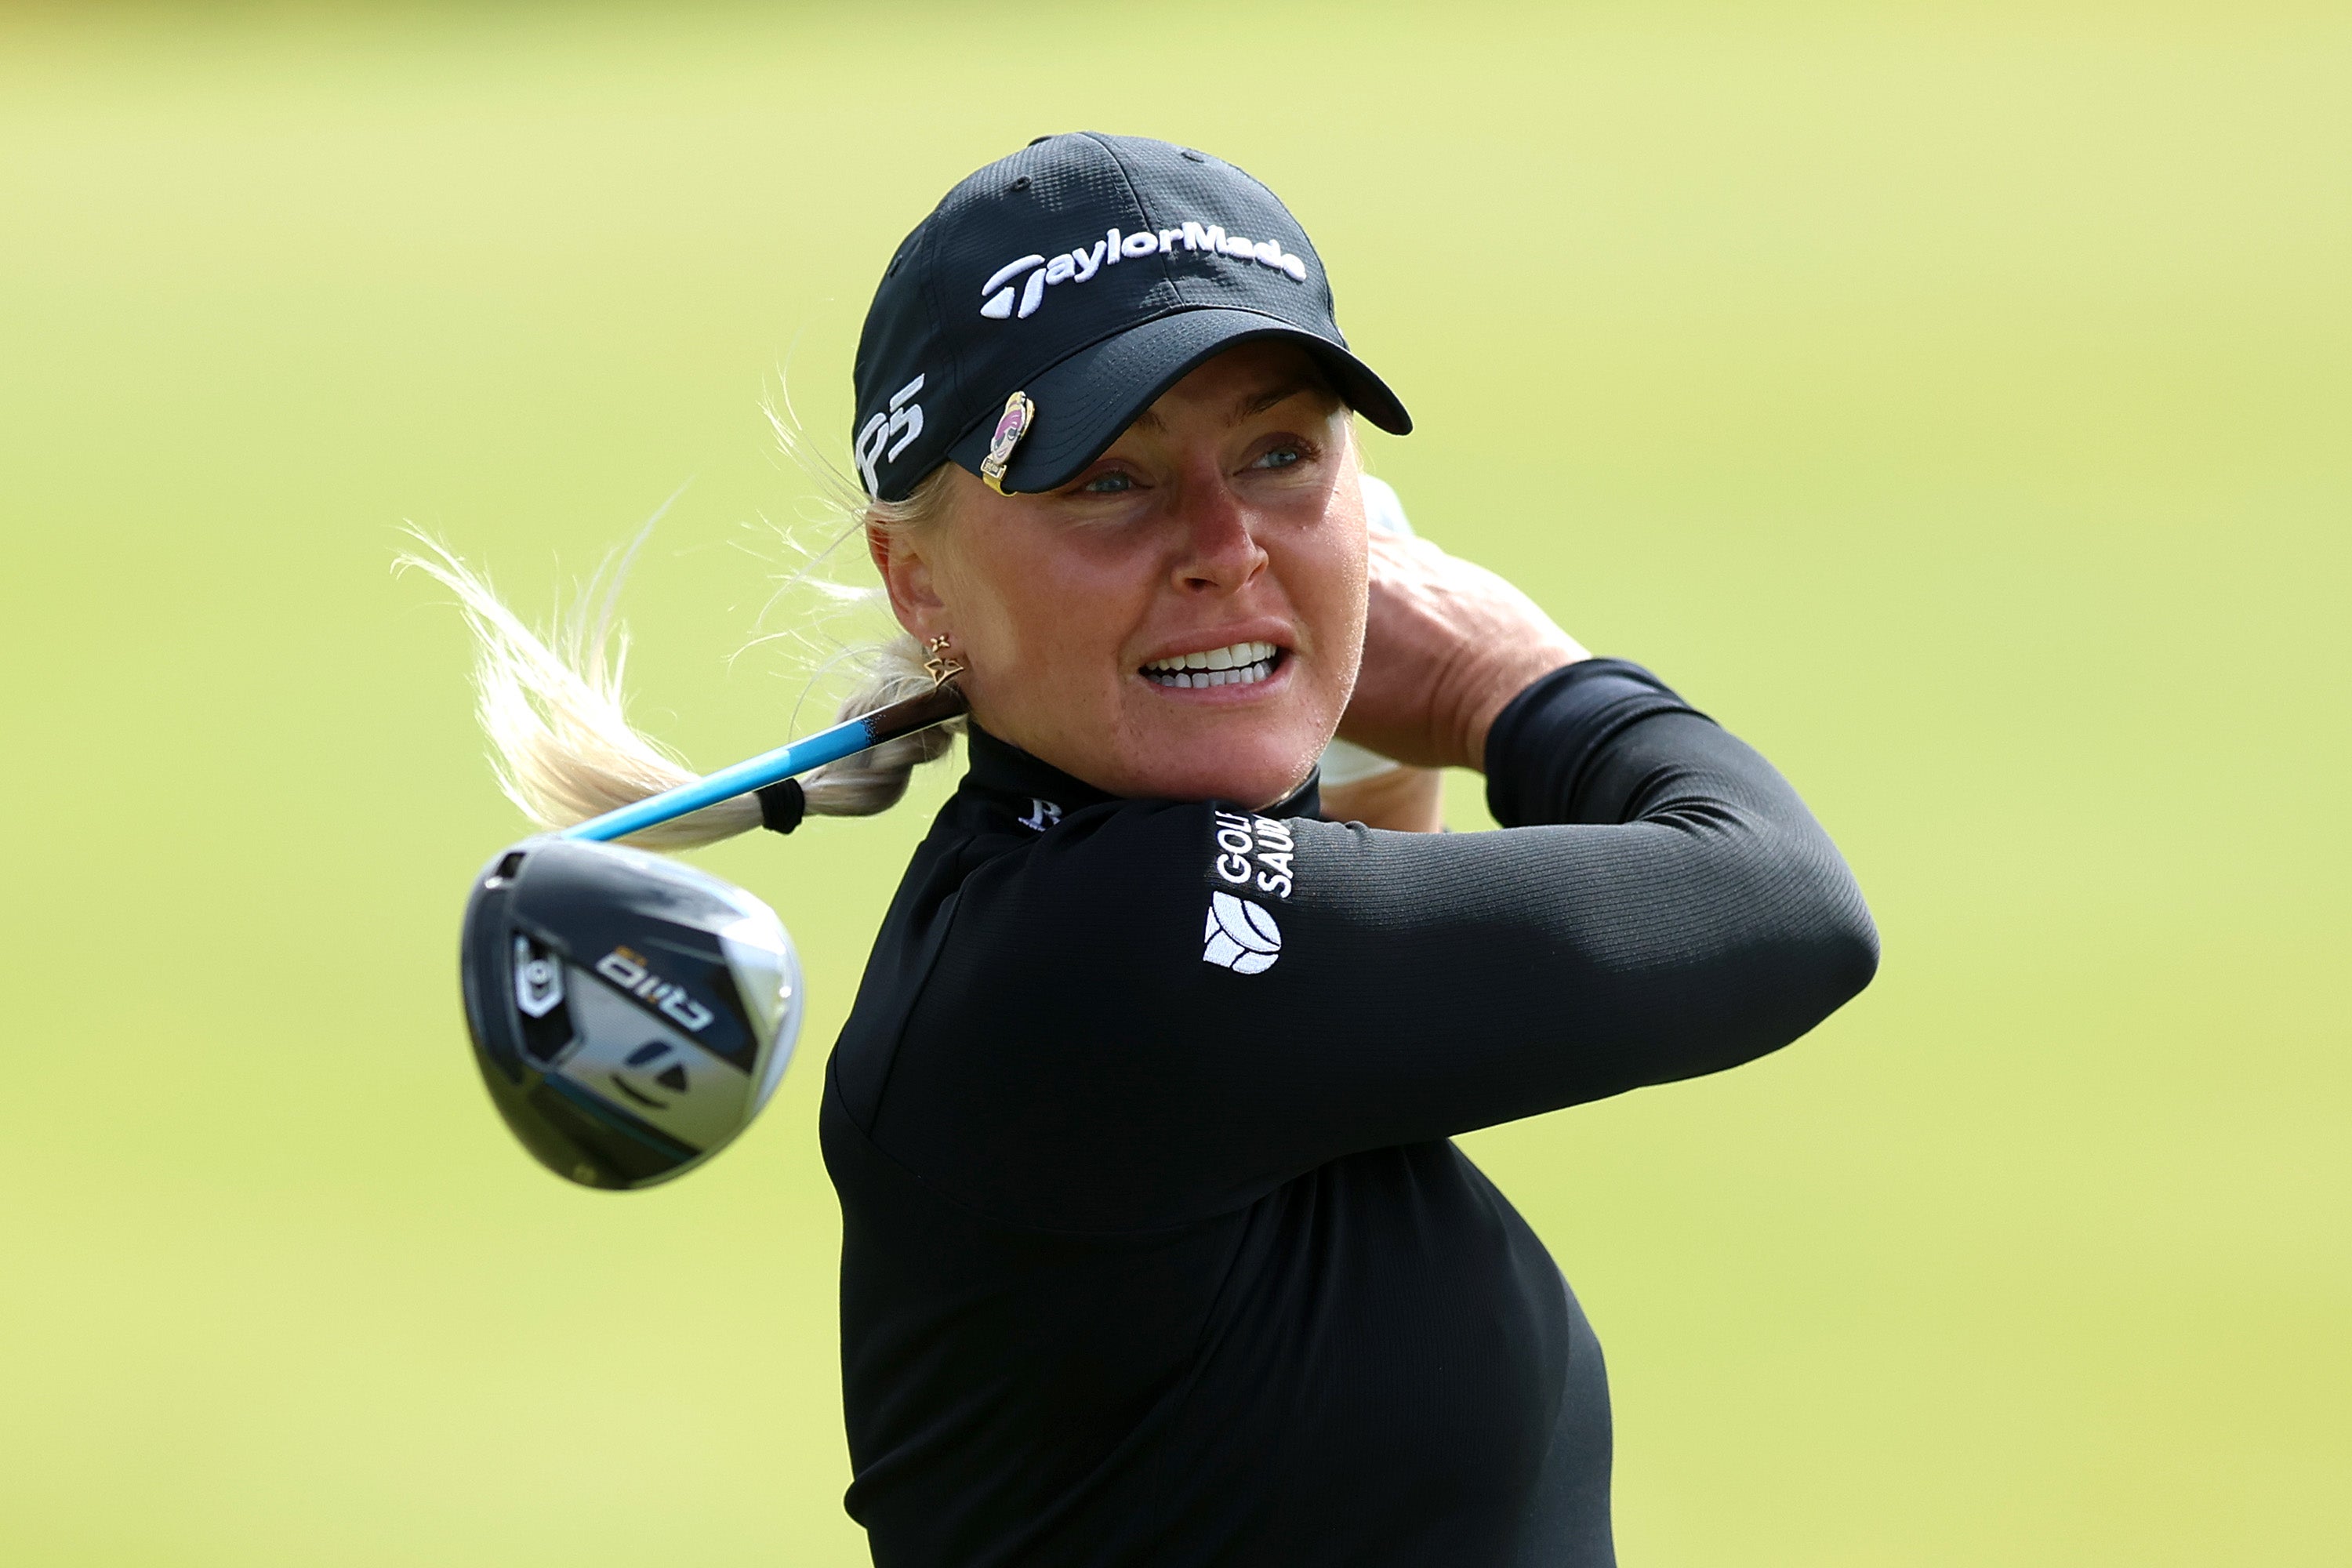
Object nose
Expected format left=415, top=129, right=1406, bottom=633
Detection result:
left=1169, top=475, right=1268, bottom=597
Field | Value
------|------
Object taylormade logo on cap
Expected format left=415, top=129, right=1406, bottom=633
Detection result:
left=980, top=221, right=1310, bottom=321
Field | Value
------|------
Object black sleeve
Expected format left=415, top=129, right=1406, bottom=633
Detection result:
left=867, top=661, right=1880, bottom=1229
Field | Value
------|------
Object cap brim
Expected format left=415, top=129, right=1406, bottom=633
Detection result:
left=945, top=307, right=1411, bottom=496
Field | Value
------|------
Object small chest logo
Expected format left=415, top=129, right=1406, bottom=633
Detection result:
left=1017, top=798, right=1062, bottom=832
left=1203, top=892, right=1282, bottom=975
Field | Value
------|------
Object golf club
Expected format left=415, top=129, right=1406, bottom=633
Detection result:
left=457, top=682, right=967, bottom=1189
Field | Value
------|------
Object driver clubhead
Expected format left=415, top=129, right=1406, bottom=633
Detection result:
left=459, top=837, right=802, bottom=1190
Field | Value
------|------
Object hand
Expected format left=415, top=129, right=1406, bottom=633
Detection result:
left=1319, top=764, right=1447, bottom=833
left=1336, top=534, right=1588, bottom=771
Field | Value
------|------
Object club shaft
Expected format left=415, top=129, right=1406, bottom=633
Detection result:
left=560, top=684, right=967, bottom=843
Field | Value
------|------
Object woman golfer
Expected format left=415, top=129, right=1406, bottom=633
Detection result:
left=812, top=132, right=1876, bottom=1566
left=447, top=132, right=1876, bottom=1565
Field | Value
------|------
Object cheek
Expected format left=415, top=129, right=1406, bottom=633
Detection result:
left=942, top=532, right=1135, bottom=686
left=1294, top=524, right=1368, bottom=673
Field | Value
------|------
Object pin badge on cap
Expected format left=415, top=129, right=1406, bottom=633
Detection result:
left=978, top=391, right=1036, bottom=495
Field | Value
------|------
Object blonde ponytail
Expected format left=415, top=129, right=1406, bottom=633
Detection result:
left=796, top=632, right=959, bottom=818
left=397, top=456, right=964, bottom=850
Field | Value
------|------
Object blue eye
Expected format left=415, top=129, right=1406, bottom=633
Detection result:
left=1081, top=471, right=1134, bottom=494
left=1255, top=445, right=1302, bottom=470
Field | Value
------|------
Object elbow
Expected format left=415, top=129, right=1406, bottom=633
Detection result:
left=1721, top=861, right=1880, bottom=1067
left=1686, top=901, right=1875, bottom=1086
left=1775, top=867, right=1879, bottom=1045
left=1620, top=899, right=1878, bottom=1094
left=1819, top=884, right=1880, bottom=1014
left=1610, top=841, right=1879, bottom=1096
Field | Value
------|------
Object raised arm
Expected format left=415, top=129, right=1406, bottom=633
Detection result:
left=870, top=655, right=1878, bottom=1230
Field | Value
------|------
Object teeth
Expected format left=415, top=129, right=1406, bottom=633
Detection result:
left=1143, top=641, right=1276, bottom=674
left=1142, top=641, right=1280, bottom=690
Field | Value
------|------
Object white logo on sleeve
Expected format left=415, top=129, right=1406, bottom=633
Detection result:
left=1203, top=891, right=1282, bottom=975
left=1209, top=809, right=1297, bottom=899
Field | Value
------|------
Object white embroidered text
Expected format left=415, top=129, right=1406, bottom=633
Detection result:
left=981, top=222, right=1308, bottom=321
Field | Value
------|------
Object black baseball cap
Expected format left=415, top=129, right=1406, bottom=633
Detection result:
left=849, top=132, right=1410, bottom=503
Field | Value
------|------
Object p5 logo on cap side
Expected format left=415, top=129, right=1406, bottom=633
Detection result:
left=855, top=374, right=927, bottom=495
left=981, top=220, right=1308, bottom=322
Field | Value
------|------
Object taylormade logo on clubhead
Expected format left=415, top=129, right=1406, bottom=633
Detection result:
left=1203, top=891, right=1282, bottom=975
left=980, top=220, right=1309, bottom=321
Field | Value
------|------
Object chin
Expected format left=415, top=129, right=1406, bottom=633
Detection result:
left=1000, top=676, right=1337, bottom=808
left=1118, top=726, right=1324, bottom=809
left=1085, top=652, right=1337, bottom=806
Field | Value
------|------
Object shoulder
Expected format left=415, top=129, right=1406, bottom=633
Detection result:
left=945, top=799, right=1210, bottom=972
left=848, top=799, right=1331, bottom=1228
left=944, top=797, right=1329, bottom=971
left=830, top=795, right=1240, bottom=1102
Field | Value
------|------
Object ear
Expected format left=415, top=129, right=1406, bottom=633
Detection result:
left=866, top=521, right=946, bottom=640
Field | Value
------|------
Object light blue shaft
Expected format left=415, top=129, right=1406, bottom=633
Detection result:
left=559, top=715, right=876, bottom=843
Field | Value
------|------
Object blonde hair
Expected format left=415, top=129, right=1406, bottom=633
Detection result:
left=397, top=454, right=962, bottom=851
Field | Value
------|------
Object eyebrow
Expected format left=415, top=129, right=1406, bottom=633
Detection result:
left=1126, top=377, right=1331, bottom=434
left=1233, top=378, right=1328, bottom=423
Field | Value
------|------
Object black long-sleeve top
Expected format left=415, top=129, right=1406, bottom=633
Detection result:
left=822, top=659, right=1878, bottom=1566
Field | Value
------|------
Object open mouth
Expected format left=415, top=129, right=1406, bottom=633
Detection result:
left=1141, top=641, right=1282, bottom=690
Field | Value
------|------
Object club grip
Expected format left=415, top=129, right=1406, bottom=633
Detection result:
left=860, top=682, right=969, bottom=747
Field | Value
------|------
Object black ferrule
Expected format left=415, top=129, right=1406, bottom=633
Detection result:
left=757, top=779, right=807, bottom=836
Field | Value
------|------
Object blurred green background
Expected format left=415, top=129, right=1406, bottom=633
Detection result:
left=2, top=2, right=2345, bottom=1563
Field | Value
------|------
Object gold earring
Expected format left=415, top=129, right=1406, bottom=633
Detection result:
left=923, top=633, right=966, bottom=687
